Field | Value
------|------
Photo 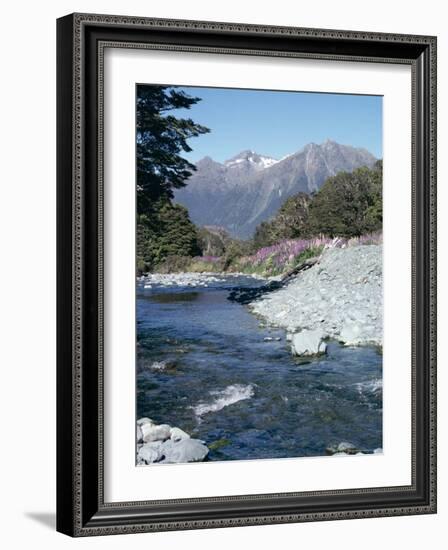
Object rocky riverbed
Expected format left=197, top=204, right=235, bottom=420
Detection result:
left=138, top=271, right=265, bottom=290
left=136, top=256, right=383, bottom=465
left=137, top=417, right=209, bottom=465
left=249, top=245, right=382, bottom=354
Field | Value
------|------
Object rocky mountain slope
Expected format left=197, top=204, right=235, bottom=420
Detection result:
left=174, top=140, right=376, bottom=239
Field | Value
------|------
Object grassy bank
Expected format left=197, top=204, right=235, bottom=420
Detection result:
left=150, top=232, right=382, bottom=277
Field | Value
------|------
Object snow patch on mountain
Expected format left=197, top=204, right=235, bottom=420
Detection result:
left=224, top=150, right=278, bottom=172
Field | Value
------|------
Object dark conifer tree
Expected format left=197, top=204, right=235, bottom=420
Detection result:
left=137, top=85, right=209, bottom=212
left=136, top=85, right=209, bottom=272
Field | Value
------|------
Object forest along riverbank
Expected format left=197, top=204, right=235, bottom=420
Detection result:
left=136, top=249, right=383, bottom=465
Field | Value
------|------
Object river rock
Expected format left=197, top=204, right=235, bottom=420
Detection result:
left=170, top=427, right=191, bottom=442
left=339, top=323, right=362, bottom=346
left=326, top=441, right=359, bottom=455
left=290, top=329, right=327, bottom=356
left=142, top=423, right=172, bottom=443
left=138, top=442, right=164, bottom=464
left=137, top=417, right=154, bottom=426
left=140, top=272, right=228, bottom=289
left=160, top=438, right=209, bottom=463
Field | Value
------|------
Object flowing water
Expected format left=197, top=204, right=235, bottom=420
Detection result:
left=137, top=274, right=382, bottom=461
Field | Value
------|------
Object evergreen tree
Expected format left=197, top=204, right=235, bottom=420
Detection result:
left=156, top=202, right=201, bottom=259
left=136, top=85, right=209, bottom=271
left=137, top=85, right=209, bottom=212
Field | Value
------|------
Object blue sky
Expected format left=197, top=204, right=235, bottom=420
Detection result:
left=169, top=86, right=382, bottom=162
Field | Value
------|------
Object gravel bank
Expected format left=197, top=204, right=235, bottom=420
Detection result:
left=138, top=271, right=266, bottom=289
left=249, top=245, right=382, bottom=348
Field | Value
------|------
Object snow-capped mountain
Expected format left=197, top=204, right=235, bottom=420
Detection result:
left=174, top=140, right=377, bottom=239
left=224, top=150, right=278, bottom=171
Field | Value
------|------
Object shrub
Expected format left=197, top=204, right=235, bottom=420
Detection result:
left=306, top=163, right=382, bottom=238
left=153, top=255, right=193, bottom=273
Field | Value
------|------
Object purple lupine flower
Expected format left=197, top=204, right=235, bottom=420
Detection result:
left=238, top=232, right=382, bottom=272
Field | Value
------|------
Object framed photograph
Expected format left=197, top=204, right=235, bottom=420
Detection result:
left=56, top=13, right=437, bottom=536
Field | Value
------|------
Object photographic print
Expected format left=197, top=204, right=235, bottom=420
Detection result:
left=57, top=15, right=437, bottom=534
left=136, top=84, right=383, bottom=466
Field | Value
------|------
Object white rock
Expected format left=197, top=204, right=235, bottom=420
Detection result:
left=170, top=427, right=191, bottom=442
left=326, top=441, right=359, bottom=455
left=137, top=417, right=154, bottom=426
left=339, top=323, right=362, bottom=346
left=160, top=439, right=209, bottom=463
left=138, top=442, right=163, bottom=464
left=142, top=423, right=172, bottom=443
left=337, top=441, right=357, bottom=453
left=290, top=329, right=327, bottom=356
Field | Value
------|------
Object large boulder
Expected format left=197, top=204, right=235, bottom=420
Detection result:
left=136, top=420, right=209, bottom=465
left=339, top=323, right=362, bottom=346
left=137, top=417, right=155, bottom=426
left=170, top=426, right=191, bottom=442
left=290, top=329, right=327, bottom=356
left=138, top=441, right=164, bottom=464
left=141, top=423, right=172, bottom=443
left=160, top=438, right=209, bottom=463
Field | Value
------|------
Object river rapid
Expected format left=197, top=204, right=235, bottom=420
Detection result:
left=136, top=273, right=382, bottom=461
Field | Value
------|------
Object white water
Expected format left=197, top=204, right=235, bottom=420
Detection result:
left=354, top=378, right=383, bottom=395
left=192, top=384, right=255, bottom=418
left=149, top=360, right=169, bottom=372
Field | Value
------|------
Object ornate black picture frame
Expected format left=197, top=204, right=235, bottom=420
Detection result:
left=57, top=13, right=437, bottom=536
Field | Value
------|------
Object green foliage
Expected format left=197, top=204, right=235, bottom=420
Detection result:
left=292, top=245, right=324, bottom=265
left=235, top=242, right=325, bottom=277
left=208, top=438, right=231, bottom=451
left=152, top=255, right=193, bottom=274
left=137, top=199, right=201, bottom=273
left=253, top=193, right=312, bottom=248
left=223, top=239, right=254, bottom=269
left=271, top=192, right=312, bottom=240
left=306, top=162, right=382, bottom=238
left=187, top=258, right=225, bottom=273
left=253, top=162, right=382, bottom=248
left=197, top=226, right=231, bottom=257
left=157, top=202, right=201, bottom=258
left=252, top=221, right=272, bottom=250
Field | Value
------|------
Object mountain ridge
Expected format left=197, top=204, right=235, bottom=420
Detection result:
left=174, top=140, right=377, bottom=239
